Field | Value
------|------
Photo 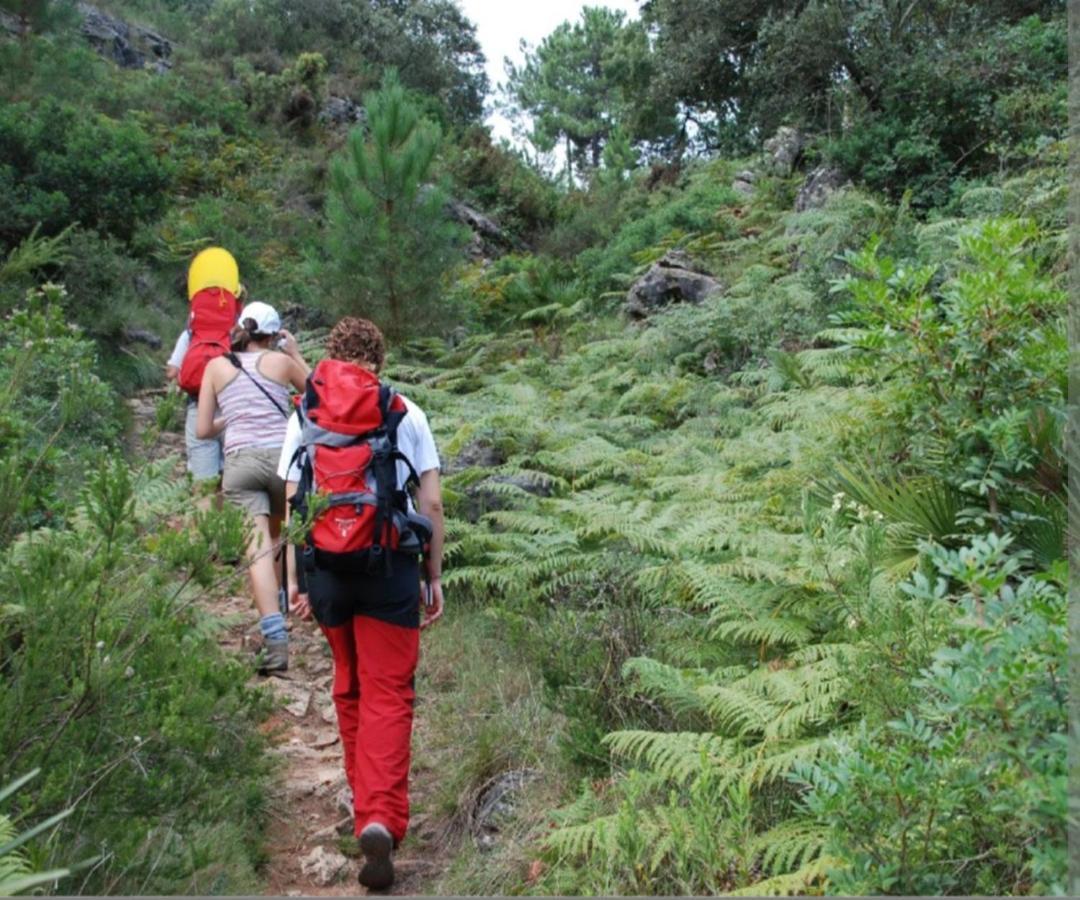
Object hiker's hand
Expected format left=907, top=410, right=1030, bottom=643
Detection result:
left=420, top=579, right=443, bottom=630
left=289, top=585, right=312, bottom=620
left=278, top=329, right=300, bottom=357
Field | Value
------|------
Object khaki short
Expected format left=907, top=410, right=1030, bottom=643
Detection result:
left=222, top=447, right=286, bottom=519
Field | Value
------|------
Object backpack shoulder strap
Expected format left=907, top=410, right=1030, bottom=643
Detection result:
left=227, top=352, right=291, bottom=419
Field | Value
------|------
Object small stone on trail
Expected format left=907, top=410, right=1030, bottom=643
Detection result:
left=308, top=729, right=340, bottom=749
left=269, top=681, right=311, bottom=718
left=299, top=845, right=348, bottom=886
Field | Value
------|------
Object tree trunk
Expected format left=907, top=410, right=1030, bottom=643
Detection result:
left=565, top=133, right=573, bottom=190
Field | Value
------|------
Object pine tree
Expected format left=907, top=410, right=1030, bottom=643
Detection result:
left=326, top=69, right=466, bottom=340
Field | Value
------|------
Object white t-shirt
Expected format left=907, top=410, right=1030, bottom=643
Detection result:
left=167, top=329, right=191, bottom=368
left=276, top=395, right=440, bottom=496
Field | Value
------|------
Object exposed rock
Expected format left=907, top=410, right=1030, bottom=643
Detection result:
left=447, top=441, right=505, bottom=473
left=625, top=250, right=724, bottom=319
left=763, top=126, right=803, bottom=176
left=78, top=3, right=172, bottom=73
left=731, top=169, right=756, bottom=198
left=319, top=95, right=364, bottom=128
left=280, top=303, right=331, bottom=334
left=445, top=197, right=515, bottom=261
left=471, top=769, right=539, bottom=848
left=270, top=681, right=311, bottom=719
left=0, top=9, right=22, bottom=36
left=299, top=846, right=347, bottom=887
left=123, top=328, right=162, bottom=349
left=307, top=729, right=340, bottom=750
left=794, top=165, right=850, bottom=212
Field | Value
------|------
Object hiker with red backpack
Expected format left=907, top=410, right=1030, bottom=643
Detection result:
left=277, top=317, right=445, bottom=890
left=197, top=300, right=310, bottom=674
left=164, top=248, right=244, bottom=492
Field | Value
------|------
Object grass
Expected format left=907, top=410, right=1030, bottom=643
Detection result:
left=412, top=607, right=570, bottom=895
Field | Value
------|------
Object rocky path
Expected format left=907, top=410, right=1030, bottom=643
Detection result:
left=128, top=390, right=451, bottom=896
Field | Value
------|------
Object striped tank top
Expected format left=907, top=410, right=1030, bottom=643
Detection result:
left=217, top=351, right=291, bottom=455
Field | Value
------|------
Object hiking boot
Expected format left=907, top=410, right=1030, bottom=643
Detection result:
left=357, top=822, right=394, bottom=890
left=256, top=637, right=288, bottom=676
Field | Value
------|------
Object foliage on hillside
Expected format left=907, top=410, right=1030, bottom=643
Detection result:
left=383, top=144, right=1067, bottom=895
left=0, top=0, right=1066, bottom=895
left=0, top=287, right=273, bottom=892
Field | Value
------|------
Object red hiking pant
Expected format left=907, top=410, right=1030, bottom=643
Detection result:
left=320, top=615, right=419, bottom=843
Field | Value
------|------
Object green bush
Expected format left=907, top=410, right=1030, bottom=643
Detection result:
left=0, top=99, right=171, bottom=249
left=834, top=217, right=1066, bottom=539
left=0, top=286, right=122, bottom=540
left=443, top=126, right=558, bottom=244
left=0, top=292, right=272, bottom=893
left=0, top=459, right=271, bottom=894
left=825, top=15, right=1066, bottom=209
left=801, top=535, right=1066, bottom=895
left=570, top=164, right=739, bottom=296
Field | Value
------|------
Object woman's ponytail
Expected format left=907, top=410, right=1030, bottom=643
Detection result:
left=230, top=316, right=273, bottom=352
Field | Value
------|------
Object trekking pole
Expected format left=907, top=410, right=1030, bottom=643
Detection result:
left=278, top=543, right=289, bottom=617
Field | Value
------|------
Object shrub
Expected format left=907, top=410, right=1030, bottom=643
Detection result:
left=801, top=536, right=1067, bottom=895
left=0, top=99, right=171, bottom=249
left=0, top=285, right=121, bottom=540
left=443, top=126, right=559, bottom=244
left=0, top=291, right=272, bottom=892
left=834, top=218, right=1066, bottom=535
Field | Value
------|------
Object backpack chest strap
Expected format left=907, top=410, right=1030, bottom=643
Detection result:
left=326, top=491, right=377, bottom=509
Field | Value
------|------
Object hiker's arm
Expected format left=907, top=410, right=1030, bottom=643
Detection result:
left=283, top=480, right=311, bottom=620
left=279, top=329, right=311, bottom=380
left=164, top=329, right=189, bottom=382
left=417, top=468, right=444, bottom=629
left=194, top=366, right=224, bottom=439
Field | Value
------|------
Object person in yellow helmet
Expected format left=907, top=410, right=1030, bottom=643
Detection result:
left=164, top=250, right=244, bottom=496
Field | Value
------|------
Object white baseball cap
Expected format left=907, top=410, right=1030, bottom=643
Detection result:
left=239, top=300, right=281, bottom=335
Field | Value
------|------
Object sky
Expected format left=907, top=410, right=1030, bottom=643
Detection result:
left=457, top=0, right=641, bottom=145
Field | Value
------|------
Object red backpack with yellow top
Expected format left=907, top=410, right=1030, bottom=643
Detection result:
left=177, top=286, right=241, bottom=397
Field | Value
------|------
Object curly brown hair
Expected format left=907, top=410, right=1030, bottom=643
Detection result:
left=326, top=317, right=386, bottom=371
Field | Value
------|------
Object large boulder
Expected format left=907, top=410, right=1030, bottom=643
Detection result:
left=319, top=95, right=364, bottom=129
left=445, top=197, right=515, bottom=261
left=625, top=250, right=724, bottom=320
left=78, top=2, right=172, bottom=72
left=794, top=165, right=850, bottom=212
left=416, top=186, right=515, bottom=262
left=731, top=169, right=756, bottom=198
left=763, top=126, right=803, bottom=176
left=446, top=440, right=505, bottom=474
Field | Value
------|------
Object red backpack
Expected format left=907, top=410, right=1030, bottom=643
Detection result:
left=177, top=286, right=241, bottom=397
left=290, top=359, right=432, bottom=574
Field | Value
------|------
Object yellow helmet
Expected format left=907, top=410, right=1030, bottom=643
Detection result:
left=187, top=247, right=240, bottom=300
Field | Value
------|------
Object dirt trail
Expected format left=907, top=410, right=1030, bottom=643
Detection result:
left=128, top=390, right=451, bottom=896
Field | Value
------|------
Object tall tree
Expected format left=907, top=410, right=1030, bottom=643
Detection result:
left=326, top=70, right=466, bottom=340
left=642, top=0, right=1066, bottom=201
left=505, top=6, right=672, bottom=184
